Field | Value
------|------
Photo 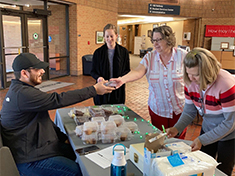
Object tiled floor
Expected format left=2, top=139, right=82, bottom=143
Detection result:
left=0, top=54, right=234, bottom=175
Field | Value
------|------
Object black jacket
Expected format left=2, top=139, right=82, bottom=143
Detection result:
left=0, top=79, right=96, bottom=164
left=90, top=43, right=130, bottom=105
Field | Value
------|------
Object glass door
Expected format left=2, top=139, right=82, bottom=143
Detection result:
left=0, top=10, right=48, bottom=89
left=1, top=14, right=25, bottom=88
left=26, top=16, right=48, bottom=80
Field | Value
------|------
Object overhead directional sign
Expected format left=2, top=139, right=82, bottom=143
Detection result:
left=148, top=4, right=180, bottom=15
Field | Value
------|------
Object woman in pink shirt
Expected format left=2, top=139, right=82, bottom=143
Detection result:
left=111, top=25, right=187, bottom=138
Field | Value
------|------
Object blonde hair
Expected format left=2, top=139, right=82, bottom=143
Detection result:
left=183, top=47, right=221, bottom=91
left=103, top=24, right=117, bottom=36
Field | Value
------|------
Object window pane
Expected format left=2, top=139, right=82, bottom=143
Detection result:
left=49, top=57, right=68, bottom=79
left=2, top=15, right=22, bottom=48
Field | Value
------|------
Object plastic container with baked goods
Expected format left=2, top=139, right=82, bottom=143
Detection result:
left=116, top=126, right=132, bottom=141
left=88, top=106, right=105, bottom=117
left=100, top=121, right=117, bottom=134
left=91, top=116, right=105, bottom=132
left=108, top=115, right=125, bottom=127
left=68, top=106, right=90, bottom=124
left=74, top=106, right=90, bottom=116
left=74, top=116, right=90, bottom=126
left=101, top=131, right=116, bottom=144
left=83, top=121, right=99, bottom=135
left=74, top=125, right=83, bottom=137
left=101, top=105, right=119, bottom=117
left=91, top=117, right=105, bottom=125
left=123, top=121, right=138, bottom=133
left=82, top=132, right=98, bottom=144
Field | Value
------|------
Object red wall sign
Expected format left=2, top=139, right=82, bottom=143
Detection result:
left=205, top=25, right=235, bottom=37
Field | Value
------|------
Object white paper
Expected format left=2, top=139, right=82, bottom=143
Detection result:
left=85, top=145, right=129, bottom=169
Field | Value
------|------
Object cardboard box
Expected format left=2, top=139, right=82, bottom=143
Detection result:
left=129, top=143, right=145, bottom=173
left=129, top=143, right=171, bottom=175
left=143, top=147, right=172, bottom=176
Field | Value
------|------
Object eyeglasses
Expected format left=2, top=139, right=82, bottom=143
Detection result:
left=198, top=98, right=204, bottom=117
left=151, top=38, right=163, bottom=43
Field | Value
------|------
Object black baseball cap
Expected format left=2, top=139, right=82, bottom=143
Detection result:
left=12, top=53, right=49, bottom=72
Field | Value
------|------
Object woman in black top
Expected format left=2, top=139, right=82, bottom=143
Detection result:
left=91, top=24, right=130, bottom=105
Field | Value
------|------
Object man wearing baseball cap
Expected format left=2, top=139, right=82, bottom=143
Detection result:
left=0, top=53, right=114, bottom=176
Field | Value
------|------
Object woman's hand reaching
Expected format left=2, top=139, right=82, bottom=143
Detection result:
left=110, top=77, right=125, bottom=89
left=166, top=127, right=179, bottom=138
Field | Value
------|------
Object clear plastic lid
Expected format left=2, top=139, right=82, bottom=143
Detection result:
left=74, top=116, right=89, bottom=126
left=123, top=121, right=138, bottom=133
left=100, top=121, right=117, bottom=134
left=68, top=106, right=90, bottom=119
left=82, top=132, right=98, bottom=144
left=91, top=117, right=105, bottom=125
left=74, top=106, right=90, bottom=116
left=116, top=126, right=132, bottom=141
left=101, top=132, right=116, bottom=144
left=83, top=121, right=99, bottom=135
left=101, top=106, right=119, bottom=117
left=74, top=125, right=83, bottom=137
left=89, top=106, right=105, bottom=117
left=108, top=115, right=125, bottom=127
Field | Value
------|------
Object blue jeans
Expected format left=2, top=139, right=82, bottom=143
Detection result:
left=17, top=156, right=82, bottom=176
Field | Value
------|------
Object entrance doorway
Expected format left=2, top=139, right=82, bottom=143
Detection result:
left=0, top=9, right=48, bottom=89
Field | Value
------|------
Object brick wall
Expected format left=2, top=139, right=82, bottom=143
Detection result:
left=69, top=0, right=118, bottom=75
left=118, top=0, right=235, bottom=48
left=67, top=0, right=235, bottom=75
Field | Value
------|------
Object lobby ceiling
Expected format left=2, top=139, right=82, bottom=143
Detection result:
left=117, top=14, right=188, bottom=25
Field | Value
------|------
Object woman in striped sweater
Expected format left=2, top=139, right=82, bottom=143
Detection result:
left=166, top=47, right=235, bottom=176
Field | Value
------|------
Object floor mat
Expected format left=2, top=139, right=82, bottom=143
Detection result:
left=35, top=80, right=74, bottom=92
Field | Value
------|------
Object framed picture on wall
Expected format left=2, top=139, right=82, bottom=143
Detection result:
left=220, top=42, right=229, bottom=49
left=147, top=30, right=152, bottom=37
left=96, top=31, right=104, bottom=44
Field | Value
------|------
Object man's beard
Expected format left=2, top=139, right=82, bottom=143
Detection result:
left=29, top=75, right=42, bottom=86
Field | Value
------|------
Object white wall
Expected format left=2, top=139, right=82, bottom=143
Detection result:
left=140, top=21, right=184, bottom=49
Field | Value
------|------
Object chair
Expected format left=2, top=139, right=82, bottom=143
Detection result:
left=82, top=54, right=93, bottom=76
left=0, top=122, right=20, bottom=176
left=146, top=47, right=153, bottom=53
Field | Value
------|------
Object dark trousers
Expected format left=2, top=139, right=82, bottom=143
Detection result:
left=148, top=106, right=187, bottom=139
left=200, top=129, right=235, bottom=176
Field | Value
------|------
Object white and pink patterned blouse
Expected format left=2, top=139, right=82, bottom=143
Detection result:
left=140, top=47, right=188, bottom=119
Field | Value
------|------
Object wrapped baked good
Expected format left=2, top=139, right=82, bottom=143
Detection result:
left=74, top=116, right=89, bottom=126
left=68, top=106, right=91, bottom=125
left=108, top=115, right=125, bottom=127
left=123, top=121, right=138, bottom=133
left=101, top=105, right=119, bottom=117
left=89, top=106, right=105, bottom=117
